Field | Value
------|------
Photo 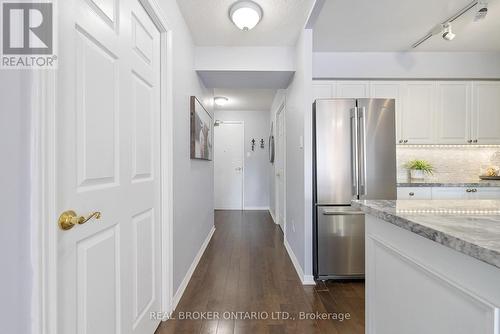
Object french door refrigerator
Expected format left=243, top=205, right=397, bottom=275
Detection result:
left=313, top=98, right=397, bottom=280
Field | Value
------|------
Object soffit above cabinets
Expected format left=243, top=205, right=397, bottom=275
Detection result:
left=197, top=70, right=295, bottom=90
left=313, top=0, right=500, bottom=51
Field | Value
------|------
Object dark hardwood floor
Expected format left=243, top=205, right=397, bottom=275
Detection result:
left=155, top=210, right=364, bottom=334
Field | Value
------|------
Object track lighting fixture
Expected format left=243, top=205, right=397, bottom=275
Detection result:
left=411, top=0, right=484, bottom=48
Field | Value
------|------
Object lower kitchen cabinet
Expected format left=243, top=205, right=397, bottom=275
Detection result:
left=397, top=187, right=432, bottom=200
left=398, top=187, right=500, bottom=200
left=431, top=187, right=469, bottom=200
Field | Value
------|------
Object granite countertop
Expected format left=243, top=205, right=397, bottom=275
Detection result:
left=352, top=199, right=500, bottom=269
left=397, top=181, right=500, bottom=188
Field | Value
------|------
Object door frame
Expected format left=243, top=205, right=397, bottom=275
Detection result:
left=274, top=102, right=286, bottom=236
left=30, top=1, right=174, bottom=333
left=214, top=120, right=245, bottom=210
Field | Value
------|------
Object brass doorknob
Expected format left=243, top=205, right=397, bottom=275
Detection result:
left=58, top=210, right=101, bottom=230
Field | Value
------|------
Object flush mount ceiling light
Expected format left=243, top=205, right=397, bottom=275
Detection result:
left=229, top=1, right=263, bottom=31
left=214, top=96, right=229, bottom=106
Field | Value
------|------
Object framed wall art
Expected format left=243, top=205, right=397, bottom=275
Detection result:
left=190, top=96, right=213, bottom=161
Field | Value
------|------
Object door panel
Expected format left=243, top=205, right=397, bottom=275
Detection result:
left=317, top=206, right=365, bottom=278
left=436, top=82, right=471, bottom=144
left=57, top=0, right=162, bottom=333
left=357, top=99, right=397, bottom=201
left=335, top=81, right=369, bottom=98
left=472, top=82, right=500, bottom=144
left=77, top=227, right=120, bottom=334
left=76, top=27, right=119, bottom=189
left=369, top=81, right=403, bottom=144
left=315, top=99, right=357, bottom=205
left=401, top=82, right=436, bottom=144
left=214, top=122, right=244, bottom=210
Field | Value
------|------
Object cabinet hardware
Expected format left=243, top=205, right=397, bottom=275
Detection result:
left=466, top=189, right=472, bottom=193
left=467, top=140, right=473, bottom=143
left=404, top=140, right=408, bottom=143
left=473, top=140, right=478, bottom=143
left=409, top=192, right=415, bottom=196
left=472, top=188, right=477, bottom=193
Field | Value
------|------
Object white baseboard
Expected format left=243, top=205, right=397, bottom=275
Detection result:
left=269, top=210, right=277, bottom=224
left=303, top=275, right=316, bottom=285
left=284, top=238, right=316, bottom=286
left=171, top=225, right=216, bottom=311
left=244, top=206, right=270, bottom=211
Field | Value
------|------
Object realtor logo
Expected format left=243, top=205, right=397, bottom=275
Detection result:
left=1, top=0, right=57, bottom=69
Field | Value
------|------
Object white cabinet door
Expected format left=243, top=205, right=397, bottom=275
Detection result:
left=312, top=81, right=335, bottom=101
left=472, top=187, right=500, bottom=199
left=431, top=187, right=468, bottom=200
left=370, top=81, right=404, bottom=144
left=401, top=82, right=436, bottom=144
left=436, top=82, right=471, bottom=144
left=335, top=81, right=369, bottom=98
left=472, top=82, right=500, bottom=144
left=397, top=187, right=432, bottom=200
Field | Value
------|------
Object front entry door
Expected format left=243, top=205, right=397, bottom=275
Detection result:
left=214, top=122, right=244, bottom=210
left=56, top=0, right=162, bottom=333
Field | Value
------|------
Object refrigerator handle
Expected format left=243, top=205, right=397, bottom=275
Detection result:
left=350, top=108, right=359, bottom=197
left=358, top=107, right=367, bottom=196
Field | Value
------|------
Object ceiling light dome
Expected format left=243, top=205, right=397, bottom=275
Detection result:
left=214, top=96, right=229, bottom=106
left=229, top=1, right=263, bottom=31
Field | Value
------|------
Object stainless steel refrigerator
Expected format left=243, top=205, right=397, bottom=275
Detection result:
left=313, top=98, right=397, bottom=280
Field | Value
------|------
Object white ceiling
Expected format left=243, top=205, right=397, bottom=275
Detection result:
left=212, top=88, right=276, bottom=111
left=177, top=0, right=315, bottom=46
left=313, top=0, right=500, bottom=52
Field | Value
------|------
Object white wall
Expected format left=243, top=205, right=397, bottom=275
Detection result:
left=215, top=110, right=271, bottom=209
left=313, top=52, right=500, bottom=79
left=283, top=29, right=313, bottom=281
left=157, top=0, right=215, bottom=295
left=0, top=72, right=32, bottom=334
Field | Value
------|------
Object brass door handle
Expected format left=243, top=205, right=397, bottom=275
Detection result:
left=58, top=210, right=101, bottom=230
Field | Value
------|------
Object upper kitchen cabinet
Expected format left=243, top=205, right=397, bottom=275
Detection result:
left=436, top=82, right=471, bottom=144
left=400, top=82, right=436, bottom=145
left=312, top=81, right=335, bottom=101
left=370, top=81, right=404, bottom=144
left=472, top=81, right=500, bottom=144
left=335, top=81, right=369, bottom=98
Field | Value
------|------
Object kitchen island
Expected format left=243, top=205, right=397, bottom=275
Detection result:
left=353, top=199, right=500, bottom=334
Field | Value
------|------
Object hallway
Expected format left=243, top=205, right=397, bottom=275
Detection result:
left=156, top=211, right=364, bottom=334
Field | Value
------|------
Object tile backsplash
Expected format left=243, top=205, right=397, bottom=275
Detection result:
left=397, top=146, right=500, bottom=183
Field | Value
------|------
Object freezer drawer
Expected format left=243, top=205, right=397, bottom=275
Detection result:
left=317, top=206, right=365, bottom=279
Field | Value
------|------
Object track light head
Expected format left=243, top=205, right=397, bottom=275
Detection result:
left=475, top=0, right=488, bottom=21
left=442, top=23, right=456, bottom=41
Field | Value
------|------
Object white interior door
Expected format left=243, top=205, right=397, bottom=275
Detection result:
left=214, top=122, right=244, bottom=210
left=56, top=0, right=162, bottom=333
left=275, top=105, right=286, bottom=231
